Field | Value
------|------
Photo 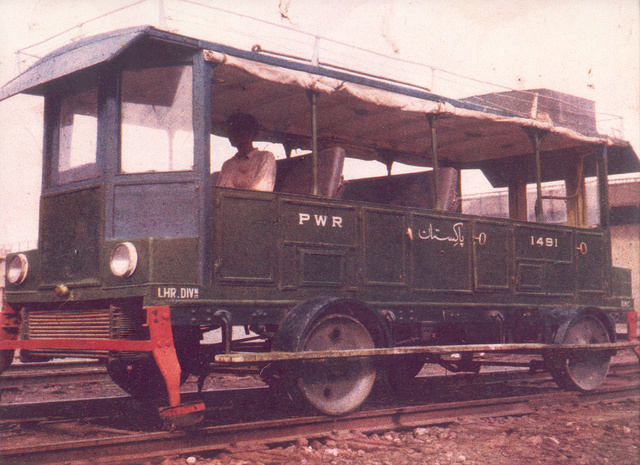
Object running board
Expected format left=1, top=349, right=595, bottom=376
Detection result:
left=214, top=341, right=640, bottom=364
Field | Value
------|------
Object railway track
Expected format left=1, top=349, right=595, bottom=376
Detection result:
left=1, top=360, right=638, bottom=465
left=0, top=360, right=108, bottom=388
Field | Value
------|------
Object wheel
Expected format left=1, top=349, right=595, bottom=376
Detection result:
left=107, top=355, right=168, bottom=403
left=294, top=313, right=377, bottom=415
left=272, top=298, right=388, bottom=416
left=549, top=314, right=612, bottom=391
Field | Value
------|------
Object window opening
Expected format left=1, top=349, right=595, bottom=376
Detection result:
left=528, top=181, right=568, bottom=223
left=57, top=88, right=99, bottom=184
left=461, top=170, right=509, bottom=219
left=120, top=65, right=194, bottom=173
left=210, top=134, right=286, bottom=174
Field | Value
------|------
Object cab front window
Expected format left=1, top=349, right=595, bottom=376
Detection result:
left=120, top=65, right=194, bottom=173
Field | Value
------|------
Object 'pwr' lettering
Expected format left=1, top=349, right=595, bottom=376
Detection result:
left=299, top=213, right=343, bottom=228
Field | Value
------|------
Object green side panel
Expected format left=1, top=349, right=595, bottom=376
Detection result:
left=280, top=199, right=356, bottom=246
left=545, top=262, right=575, bottom=295
left=411, top=215, right=471, bottom=291
left=300, top=248, right=344, bottom=285
left=280, top=199, right=356, bottom=289
left=611, top=267, right=632, bottom=298
left=575, top=231, right=605, bottom=293
left=515, top=225, right=572, bottom=261
left=517, top=263, right=543, bottom=291
left=102, top=237, right=199, bottom=287
left=473, top=220, right=511, bottom=291
left=39, top=186, right=102, bottom=285
left=514, top=225, right=574, bottom=295
left=215, top=191, right=276, bottom=283
left=363, top=209, right=406, bottom=285
left=149, top=238, right=199, bottom=283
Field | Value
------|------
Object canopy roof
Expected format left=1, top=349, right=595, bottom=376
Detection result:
left=2, top=26, right=637, bottom=185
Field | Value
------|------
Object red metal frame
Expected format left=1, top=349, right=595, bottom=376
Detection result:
left=627, top=311, right=640, bottom=361
left=0, top=306, right=19, bottom=372
left=0, top=304, right=183, bottom=407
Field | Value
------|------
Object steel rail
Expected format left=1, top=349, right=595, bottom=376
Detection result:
left=1, top=364, right=637, bottom=465
left=1, top=361, right=108, bottom=387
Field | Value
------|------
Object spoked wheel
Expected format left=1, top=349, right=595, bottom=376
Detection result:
left=295, top=313, right=377, bottom=416
left=549, top=314, right=612, bottom=391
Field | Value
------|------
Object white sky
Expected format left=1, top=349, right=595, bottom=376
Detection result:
left=0, top=0, right=638, bottom=247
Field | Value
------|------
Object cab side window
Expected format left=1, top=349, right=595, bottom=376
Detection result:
left=57, top=88, right=99, bottom=184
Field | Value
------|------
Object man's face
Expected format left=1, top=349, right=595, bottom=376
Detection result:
left=227, top=125, right=251, bottom=149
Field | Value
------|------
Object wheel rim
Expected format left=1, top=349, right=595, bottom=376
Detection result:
left=298, top=314, right=376, bottom=415
left=561, top=315, right=611, bottom=391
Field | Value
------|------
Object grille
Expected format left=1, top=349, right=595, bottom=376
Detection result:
left=22, top=307, right=141, bottom=359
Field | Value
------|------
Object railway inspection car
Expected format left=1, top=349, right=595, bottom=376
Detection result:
left=1, top=26, right=639, bottom=423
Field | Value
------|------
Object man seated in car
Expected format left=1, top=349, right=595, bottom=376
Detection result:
left=216, top=113, right=276, bottom=191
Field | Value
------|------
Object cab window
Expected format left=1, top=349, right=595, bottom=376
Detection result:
left=120, top=65, right=193, bottom=173
left=57, top=88, right=99, bottom=184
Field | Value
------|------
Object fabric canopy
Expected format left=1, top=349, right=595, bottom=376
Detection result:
left=204, top=49, right=637, bottom=182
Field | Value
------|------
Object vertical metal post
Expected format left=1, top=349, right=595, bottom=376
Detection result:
left=523, top=128, right=546, bottom=223
left=427, top=114, right=440, bottom=210
left=597, top=144, right=612, bottom=294
left=194, top=53, right=213, bottom=284
left=533, top=130, right=544, bottom=223
left=308, top=90, right=319, bottom=196
left=597, top=144, right=611, bottom=230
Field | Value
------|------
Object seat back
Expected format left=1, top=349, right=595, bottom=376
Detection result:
left=275, top=147, right=346, bottom=198
left=338, top=168, right=459, bottom=211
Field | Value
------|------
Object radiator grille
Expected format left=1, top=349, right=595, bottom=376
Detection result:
left=23, top=307, right=141, bottom=359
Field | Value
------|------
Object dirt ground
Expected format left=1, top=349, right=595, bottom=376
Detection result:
left=155, top=397, right=639, bottom=465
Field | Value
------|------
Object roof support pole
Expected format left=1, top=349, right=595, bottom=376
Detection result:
left=308, top=90, right=319, bottom=196
left=194, top=52, right=213, bottom=284
left=597, top=144, right=611, bottom=230
left=523, top=127, right=547, bottom=223
left=597, top=143, right=612, bottom=294
left=427, top=113, right=441, bottom=210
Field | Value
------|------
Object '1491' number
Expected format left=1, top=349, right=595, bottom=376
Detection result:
left=531, top=236, right=558, bottom=248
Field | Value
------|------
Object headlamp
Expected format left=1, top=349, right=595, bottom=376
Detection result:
left=110, top=242, right=138, bottom=278
left=7, top=253, right=29, bottom=285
